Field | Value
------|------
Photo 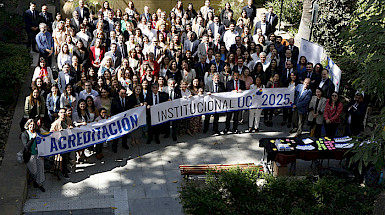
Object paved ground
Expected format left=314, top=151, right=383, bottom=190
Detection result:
left=22, top=113, right=330, bottom=215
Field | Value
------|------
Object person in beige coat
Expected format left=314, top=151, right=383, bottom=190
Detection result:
left=24, top=88, right=46, bottom=127
left=308, top=88, right=327, bottom=137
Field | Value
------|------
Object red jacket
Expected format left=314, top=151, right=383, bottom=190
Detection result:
left=323, top=99, right=343, bottom=123
left=90, top=46, right=105, bottom=67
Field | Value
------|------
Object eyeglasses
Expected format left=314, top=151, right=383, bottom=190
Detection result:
left=332, top=94, right=338, bottom=97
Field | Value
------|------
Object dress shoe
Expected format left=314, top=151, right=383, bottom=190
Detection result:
left=95, top=153, right=104, bottom=160
left=146, top=139, right=152, bottom=144
left=63, top=173, right=70, bottom=180
left=287, top=123, right=292, bottom=128
left=112, top=145, right=118, bottom=153
left=172, top=134, right=177, bottom=141
left=213, top=130, right=220, bottom=135
left=281, top=121, right=286, bottom=126
left=122, top=143, right=129, bottom=149
left=255, top=128, right=259, bottom=133
left=223, top=129, right=229, bottom=134
left=33, top=181, right=39, bottom=188
left=38, top=185, right=46, bottom=192
left=203, top=128, right=208, bottom=133
left=231, top=129, right=240, bottom=134
left=155, top=138, right=160, bottom=144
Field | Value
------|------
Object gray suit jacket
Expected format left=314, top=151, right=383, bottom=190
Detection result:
left=307, top=96, right=327, bottom=124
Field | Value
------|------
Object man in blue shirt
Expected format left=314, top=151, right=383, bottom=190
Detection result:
left=292, top=78, right=312, bottom=137
left=35, top=23, right=54, bottom=66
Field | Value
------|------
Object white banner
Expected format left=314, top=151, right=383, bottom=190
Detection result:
left=36, top=106, right=147, bottom=157
left=298, top=38, right=323, bottom=65
left=150, top=88, right=294, bottom=125
left=326, top=57, right=341, bottom=92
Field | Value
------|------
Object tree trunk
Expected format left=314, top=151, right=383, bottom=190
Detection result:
left=295, top=0, right=313, bottom=46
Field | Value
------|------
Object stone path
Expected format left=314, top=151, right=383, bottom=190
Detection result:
left=22, top=113, right=329, bottom=215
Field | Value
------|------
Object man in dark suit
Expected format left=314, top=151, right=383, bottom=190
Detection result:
left=211, top=53, right=225, bottom=73
left=204, top=74, right=226, bottom=135
left=224, top=71, right=246, bottom=134
left=282, top=38, right=299, bottom=62
left=208, top=16, right=225, bottom=40
left=70, top=10, right=81, bottom=33
left=104, top=43, right=122, bottom=68
left=345, top=91, right=367, bottom=136
left=229, top=36, right=246, bottom=54
left=57, top=64, right=76, bottom=93
left=111, top=88, right=131, bottom=152
left=183, top=32, right=200, bottom=57
left=318, top=69, right=335, bottom=99
left=194, top=55, right=209, bottom=84
left=242, top=0, right=257, bottom=25
left=301, top=62, right=319, bottom=92
left=280, top=60, right=295, bottom=86
left=279, top=49, right=297, bottom=70
left=24, top=2, right=40, bottom=52
left=117, top=34, right=128, bottom=59
left=146, top=84, right=169, bottom=144
left=163, top=79, right=182, bottom=141
left=253, top=13, right=273, bottom=37
left=93, top=12, right=109, bottom=33
left=39, top=4, right=53, bottom=32
left=232, top=57, right=249, bottom=75
left=75, top=0, right=90, bottom=22
left=266, top=6, right=278, bottom=30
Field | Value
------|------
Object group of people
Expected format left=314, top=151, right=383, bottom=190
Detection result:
left=21, top=0, right=367, bottom=189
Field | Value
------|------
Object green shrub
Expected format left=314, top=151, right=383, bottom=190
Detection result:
left=264, top=0, right=302, bottom=26
left=179, top=168, right=384, bottom=214
left=0, top=42, right=32, bottom=106
left=0, top=8, right=25, bottom=43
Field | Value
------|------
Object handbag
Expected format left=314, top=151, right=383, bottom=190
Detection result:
left=23, top=147, right=31, bottom=163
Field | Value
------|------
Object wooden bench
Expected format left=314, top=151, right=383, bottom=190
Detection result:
left=179, top=163, right=263, bottom=179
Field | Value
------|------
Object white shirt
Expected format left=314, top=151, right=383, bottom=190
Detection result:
left=213, top=23, right=219, bottom=38
left=212, top=81, right=219, bottom=93
left=64, top=73, right=70, bottom=84
left=319, top=79, right=327, bottom=88
left=261, top=22, right=267, bottom=35
left=152, top=93, right=159, bottom=105
left=233, top=80, right=240, bottom=90
left=256, top=60, right=270, bottom=71
left=223, top=30, right=238, bottom=51
left=95, top=48, right=101, bottom=63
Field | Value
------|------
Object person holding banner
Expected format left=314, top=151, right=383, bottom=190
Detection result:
left=248, top=76, right=264, bottom=133
left=164, top=79, right=182, bottom=141
left=128, top=85, right=145, bottom=144
left=50, top=108, right=74, bottom=179
left=223, top=71, right=246, bottom=134
left=264, top=73, right=281, bottom=127
left=204, top=73, right=225, bottom=134
left=111, top=88, right=130, bottom=152
left=146, top=83, right=169, bottom=144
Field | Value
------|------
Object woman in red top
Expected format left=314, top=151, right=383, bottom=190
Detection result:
left=143, top=52, right=160, bottom=77
left=323, top=92, right=344, bottom=138
left=90, top=38, right=105, bottom=69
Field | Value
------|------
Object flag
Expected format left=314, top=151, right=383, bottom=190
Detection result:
left=298, top=38, right=323, bottom=65
left=325, top=57, right=341, bottom=92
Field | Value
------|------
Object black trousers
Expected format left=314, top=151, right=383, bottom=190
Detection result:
left=112, top=134, right=128, bottom=148
left=27, top=30, right=38, bottom=51
left=264, top=109, right=273, bottom=122
left=225, top=111, right=240, bottom=130
left=282, top=107, right=293, bottom=123
left=325, top=122, right=339, bottom=138
left=148, top=125, right=161, bottom=142
left=204, top=114, right=220, bottom=132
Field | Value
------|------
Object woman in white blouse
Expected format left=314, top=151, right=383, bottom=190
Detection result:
left=181, top=60, right=196, bottom=85
left=57, top=43, right=72, bottom=70
left=248, top=76, right=265, bottom=133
